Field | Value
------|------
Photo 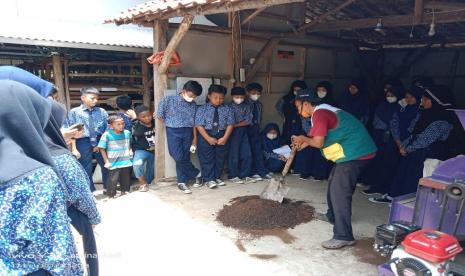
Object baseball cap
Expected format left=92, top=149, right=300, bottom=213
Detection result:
left=294, top=88, right=321, bottom=103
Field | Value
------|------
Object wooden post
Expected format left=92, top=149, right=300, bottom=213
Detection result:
left=52, top=54, right=66, bottom=104
left=414, top=0, right=424, bottom=25
left=266, top=54, right=273, bottom=94
left=153, top=20, right=168, bottom=182
left=241, top=7, right=266, bottom=26
left=141, top=54, right=151, bottom=107
left=231, top=11, right=243, bottom=85
left=299, top=47, right=307, bottom=80
left=63, top=58, right=71, bottom=109
left=158, top=15, right=193, bottom=74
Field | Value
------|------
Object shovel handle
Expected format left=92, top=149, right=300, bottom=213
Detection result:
left=282, top=146, right=297, bottom=177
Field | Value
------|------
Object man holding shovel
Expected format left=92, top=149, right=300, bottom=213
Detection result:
left=291, top=89, right=377, bottom=249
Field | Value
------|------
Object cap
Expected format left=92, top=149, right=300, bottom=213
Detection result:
left=294, top=88, right=321, bottom=103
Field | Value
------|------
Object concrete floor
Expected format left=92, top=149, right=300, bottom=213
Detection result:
left=89, top=176, right=390, bottom=276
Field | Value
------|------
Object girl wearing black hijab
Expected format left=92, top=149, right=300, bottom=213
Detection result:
left=261, top=123, right=285, bottom=172
left=46, top=101, right=101, bottom=276
left=0, top=80, right=82, bottom=275
left=276, top=80, right=308, bottom=145
left=340, top=79, right=370, bottom=125
left=315, top=80, right=337, bottom=106
left=371, top=86, right=453, bottom=203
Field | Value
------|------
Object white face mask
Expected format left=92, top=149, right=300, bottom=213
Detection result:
left=317, top=91, right=327, bottom=98
left=250, top=95, right=260, bottom=101
left=386, top=96, right=398, bottom=103
left=182, top=93, right=195, bottom=103
left=233, top=98, right=244, bottom=104
left=293, top=90, right=299, bottom=95
left=267, top=133, right=277, bottom=140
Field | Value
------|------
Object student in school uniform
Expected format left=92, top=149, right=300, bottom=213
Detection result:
left=245, top=82, right=272, bottom=181
left=64, top=87, right=109, bottom=192
left=157, top=81, right=203, bottom=194
left=195, top=85, right=235, bottom=188
left=116, top=95, right=137, bottom=132
left=228, top=86, right=256, bottom=184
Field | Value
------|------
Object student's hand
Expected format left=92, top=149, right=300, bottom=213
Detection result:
left=72, top=149, right=81, bottom=160
left=278, top=155, right=287, bottom=162
left=189, top=145, right=197, bottom=153
left=104, top=162, right=112, bottom=169
left=399, top=147, right=408, bottom=156
left=217, top=137, right=228, bottom=145
left=207, top=137, right=218, bottom=146
left=93, top=147, right=100, bottom=153
left=126, top=109, right=137, bottom=120
left=395, top=140, right=402, bottom=149
left=61, top=128, right=79, bottom=143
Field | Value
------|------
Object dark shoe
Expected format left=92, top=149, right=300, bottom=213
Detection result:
left=315, top=212, right=334, bottom=224
left=299, top=174, right=312, bottom=180
left=369, top=194, right=392, bottom=204
left=193, top=175, right=203, bottom=188
left=361, top=188, right=381, bottom=196
left=321, top=239, right=356, bottom=249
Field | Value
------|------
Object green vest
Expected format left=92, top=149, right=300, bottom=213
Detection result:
left=319, top=109, right=377, bottom=163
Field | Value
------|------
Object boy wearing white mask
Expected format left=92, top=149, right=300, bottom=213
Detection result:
left=228, top=87, right=256, bottom=184
left=157, top=80, right=203, bottom=194
left=246, top=82, right=272, bottom=181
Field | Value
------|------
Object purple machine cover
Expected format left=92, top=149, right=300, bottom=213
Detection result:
left=431, top=110, right=465, bottom=183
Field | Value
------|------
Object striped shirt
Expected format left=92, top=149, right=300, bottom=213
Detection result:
left=97, top=129, right=133, bottom=169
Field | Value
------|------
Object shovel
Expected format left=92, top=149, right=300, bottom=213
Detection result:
left=260, top=146, right=297, bottom=203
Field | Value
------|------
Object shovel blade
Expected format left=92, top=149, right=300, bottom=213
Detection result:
left=260, top=178, right=290, bottom=203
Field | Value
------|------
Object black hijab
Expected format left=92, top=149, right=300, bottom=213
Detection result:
left=315, top=80, right=337, bottom=106
left=412, top=86, right=452, bottom=135
left=45, top=101, right=69, bottom=155
left=0, top=80, right=56, bottom=184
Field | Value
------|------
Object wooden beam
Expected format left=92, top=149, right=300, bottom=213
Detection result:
left=415, top=0, right=424, bottom=25
left=241, top=7, right=266, bottom=26
left=307, top=9, right=465, bottom=32
left=297, top=0, right=357, bottom=33
left=52, top=54, right=66, bottom=104
left=153, top=20, right=168, bottom=182
left=425, top=1, right=465, bottom=11
left=158, top=15, right=193, bottom=74
left=246, top=37, right=281, bottom=82
left=141, top=54, right=150, bottom=107
left=147, top=0, right=305, bottom=21
left=68, top=73, right=142, bottom=78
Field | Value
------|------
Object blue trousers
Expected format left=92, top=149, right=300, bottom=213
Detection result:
left=166, top=127, right=200, bottom=184
left=198, top=130, right=229, bottom=182
left=133, top=150, right=154, bottom=184
left=265, top=157, right=285, bottom=173
left=76, top=137, right=109, bottom=191
left=247, top=125, right=269, bottom=177
left=67, top=205, right=98, bottom=276
left=228, top=127, right=252, bottom=179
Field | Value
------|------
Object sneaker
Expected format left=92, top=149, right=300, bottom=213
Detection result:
left=299, top=174, right=312, bottom=181
left=139, top=184, right=149, bottom=192
left=215, top=179, right=226, bottom=186
left=102, top=189, right=107, bottom=196
left=369, top=194, right=392, bottom=204
left=264, top=173, right=273, bottom=180
left=356, top=183, right=369, bottom=188
left=206, top=181, right=217, bottom=189
left=177, top=183, right=192, bottom=194
left=193, top=174, right=203, bottom=188
left=321, top=239, right=356, bottom=249
left=251, top=174, right=263, bottom=181
left=244, top=177, right=256, bottom=183
left=229, top=177, right=244, bottom=184
left=361, top=188, right=381, bottom=196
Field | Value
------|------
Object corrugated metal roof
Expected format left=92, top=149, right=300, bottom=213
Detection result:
left=107, top=0, right=246, bottom=25
left=0, top=19, right=153, bottom=52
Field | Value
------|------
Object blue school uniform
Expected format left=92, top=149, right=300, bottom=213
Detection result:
left=195, top=103, right=235, bottom=181
left=157, top=94, right=200, bottom=183
left=64, top=104, right=109, bottom=191
left=246, top=99, right=269, bottom=177
left=261, top=123, right=285, bottom=172
left=228, top=102, right=253, bottom=179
